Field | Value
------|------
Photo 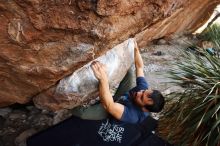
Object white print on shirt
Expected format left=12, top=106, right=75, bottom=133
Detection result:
left=98, top=119, right=124, bottom=143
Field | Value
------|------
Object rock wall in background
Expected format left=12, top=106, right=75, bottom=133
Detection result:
left=0, top=0, right=219, bottom=108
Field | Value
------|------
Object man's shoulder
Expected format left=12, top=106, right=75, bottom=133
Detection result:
left=120, top=105, right=150, bottom=124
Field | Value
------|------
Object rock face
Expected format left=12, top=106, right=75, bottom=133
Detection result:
left=0, top=0, right=219, bottom=107
left=34, top=39, right=135, bottom=111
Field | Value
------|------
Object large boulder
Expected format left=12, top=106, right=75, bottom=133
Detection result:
left=0, top=0, right=219, bottom=107
left=33, top=38, right=135, bottom=111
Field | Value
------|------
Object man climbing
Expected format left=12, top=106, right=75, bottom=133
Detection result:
left=27, top=40, right=168, bottom=146
left=27, top=41, right=169, bottom=146
left=91, top=41, right=165, bottom=123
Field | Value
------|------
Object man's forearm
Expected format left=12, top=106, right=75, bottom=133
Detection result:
left=99, top=79, right=114, bottom=110
left=98, top=79, right=124, bottom=120
left=135, top=47, right=144, bottom=69
left=135, top=47, right=144, bottom=77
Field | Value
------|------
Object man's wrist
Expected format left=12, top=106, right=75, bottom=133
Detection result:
left=99, top=77, right=108, bottom=83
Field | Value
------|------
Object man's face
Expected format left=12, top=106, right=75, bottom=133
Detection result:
left=132, top=89, right=154, bottom=107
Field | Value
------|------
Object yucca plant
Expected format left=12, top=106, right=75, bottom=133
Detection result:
left=201, top=24, right=220, bottom=43
left=161, top=25, right=220, bottom=146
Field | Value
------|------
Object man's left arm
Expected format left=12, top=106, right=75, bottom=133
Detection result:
left=134, top=40, right=144, bottom=77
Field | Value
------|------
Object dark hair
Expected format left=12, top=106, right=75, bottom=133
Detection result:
left=144, top=90, right=165, bottom=112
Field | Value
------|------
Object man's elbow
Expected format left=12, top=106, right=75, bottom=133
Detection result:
left=106, top=103, right=123, bottom=120
left=102, top=102, right=110, bottom=111
left=103, top=102, right=113, bottom=112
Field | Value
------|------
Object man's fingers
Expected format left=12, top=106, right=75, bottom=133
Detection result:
left=91, top=64, right=96, bottom=71
left=91, top=63, right=98, bottom=73
left=91, top=61, right=99, bottom=69
left=101, top=63, right=107, bottom=72
left=91, top=61, right=108, bottom=77
left=91, top=61, right=104, bottom=70
left=90, top=61, right=108, bottom=80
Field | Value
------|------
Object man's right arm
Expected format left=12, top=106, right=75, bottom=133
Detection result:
left=98, top=77, right=125, bottom=120
left=91, top=61, right=124, bottom=120
left=134, top=41, right=144, bottom=77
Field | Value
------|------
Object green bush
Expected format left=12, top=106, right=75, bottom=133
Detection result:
left=165, top=25, right=220, bottom=146
left=200, top=24, right=220, bottom=49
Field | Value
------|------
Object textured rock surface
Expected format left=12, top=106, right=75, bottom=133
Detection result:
left=34, top=39, right=135, bottom=111
left=0, top=0, right=220, bottom=107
